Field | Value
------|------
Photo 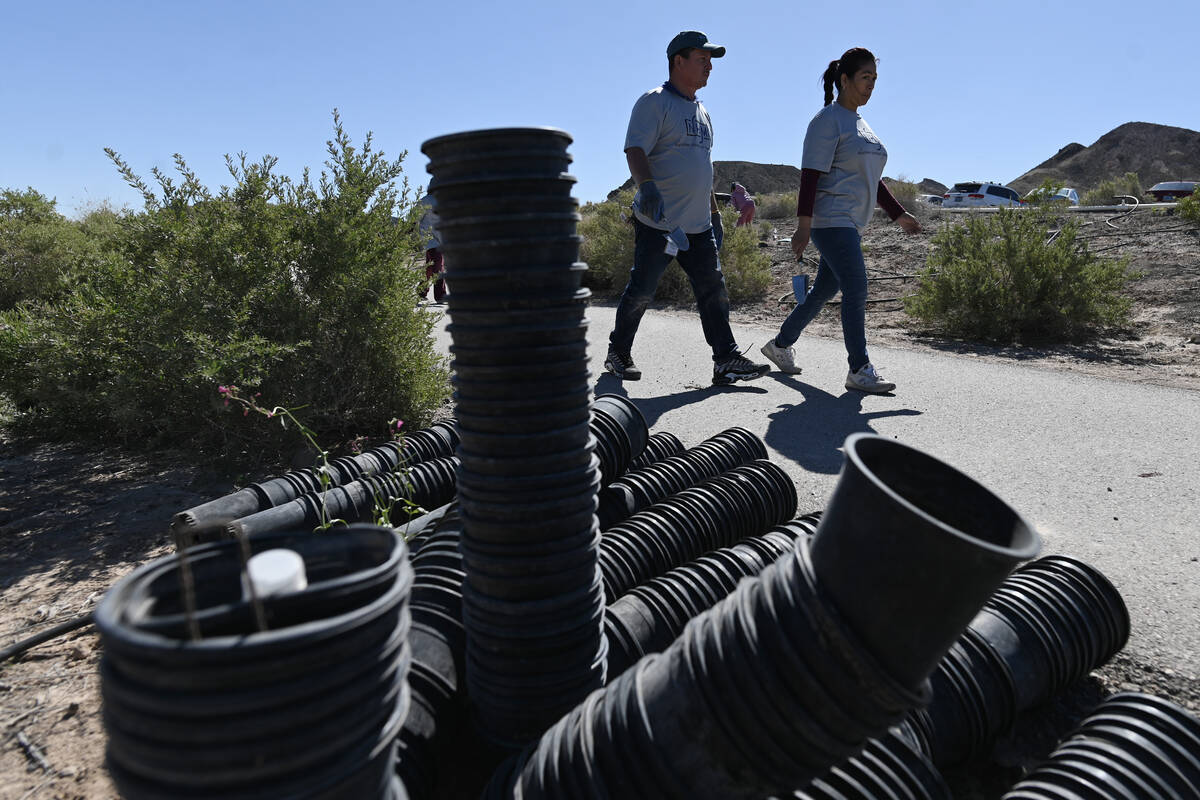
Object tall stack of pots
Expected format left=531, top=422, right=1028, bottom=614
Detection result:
left=421, top=128, right=606, bottom=747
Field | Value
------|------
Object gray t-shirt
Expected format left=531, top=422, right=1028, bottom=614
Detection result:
left=801, top=103, right=888, bottom=231
left=624, top=84, right=715, bottom=234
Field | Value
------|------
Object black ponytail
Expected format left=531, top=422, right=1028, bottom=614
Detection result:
left=820, top=47, right=877, bottom=105
left=821, top=60, right=840, bottom=106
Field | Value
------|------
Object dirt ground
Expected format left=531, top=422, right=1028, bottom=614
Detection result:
left=1, top=206, right=1197, bottom=799
left=735, top=204, right=1200, bottom=392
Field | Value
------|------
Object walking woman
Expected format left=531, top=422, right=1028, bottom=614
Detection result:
left=759, top=47, right=921, bottom=393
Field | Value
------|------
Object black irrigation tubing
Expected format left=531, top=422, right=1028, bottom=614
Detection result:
left=1077, top=224, right=1199, bottom=241
left=0, top=612, right=95, bottom=664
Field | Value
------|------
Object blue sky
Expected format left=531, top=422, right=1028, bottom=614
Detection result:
left=4, top=0, right=1197, bottom=216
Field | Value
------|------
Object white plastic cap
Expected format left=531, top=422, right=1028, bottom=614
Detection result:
left=244, top=548, right=308, bottom=598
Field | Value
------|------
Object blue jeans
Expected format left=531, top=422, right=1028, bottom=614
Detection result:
left=776, top=226, right=869, bottom=372
left=608, top=218, right=737, bottom=362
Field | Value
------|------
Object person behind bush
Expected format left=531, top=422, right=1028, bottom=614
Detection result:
left=730, top=182, right=756, bottom=227
left=759, top=47, right=921, bottom=393
left=604, top=30, right=769, bottom=386
left=417, top=193, right=446, bottom=304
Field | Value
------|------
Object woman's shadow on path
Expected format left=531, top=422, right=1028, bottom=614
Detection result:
left=594, top=373, right=920, bottom=475
left=761, top=376, right=923, bottom=474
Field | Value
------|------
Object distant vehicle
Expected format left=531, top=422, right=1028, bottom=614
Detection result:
left=1024, top=186, right=1081, bottom=206
left=915, top=194, right=943, bottom=206
left=942, top=182, right=1022, bottom=208
left=1147, top=181, right=1199, bottom=202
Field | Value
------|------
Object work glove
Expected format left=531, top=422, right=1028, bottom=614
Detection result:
left=634, top=180, right=666, bottom=224
left=712, top=211, right=724, bottom=251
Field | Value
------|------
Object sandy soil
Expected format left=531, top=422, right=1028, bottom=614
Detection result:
left=1, top=205, right=1197, bottom=799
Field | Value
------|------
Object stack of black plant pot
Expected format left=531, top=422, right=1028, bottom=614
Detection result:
left=96, top=525, right=413, bottom=799
left=421, top=128, right=606, bottom=747
left=487, top=433, right=1044, bottom=798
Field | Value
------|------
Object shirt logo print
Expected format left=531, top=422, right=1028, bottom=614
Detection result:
left=684, top=117, right=711, bottom=145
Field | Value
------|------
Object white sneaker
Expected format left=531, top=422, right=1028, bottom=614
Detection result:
left=846, top=363, right=896, bottom=393
left=759, top=340, right=802, bottom=374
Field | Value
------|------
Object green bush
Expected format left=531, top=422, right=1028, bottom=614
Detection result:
left=905, top=208, right=1137, bottom=342
left=1178, top=186, right=1200, bottom=223
left=1082, top=172, right=1143, bottom=207
left=756, top=191, right=796, bottom=219
left=0, top=112, right=449, bottom=459
left=579, top=192, right=635, bottom=294
left=714, top=205, right=772, bottom=302
left=579, top=195, right=770, bottom=304
left=0, top=188, right=112, bottom=310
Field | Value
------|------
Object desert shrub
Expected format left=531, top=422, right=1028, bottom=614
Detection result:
left=715, top=206, right=771, bottom=301
left=884, top=177, right=920, bottom=208
left=1082, top=172, right=1143, bottom=206
left=756, top=191, right=796, bottom=219
left=0, top=188, right=112, bottom=310
left=906, top=208, right=1137, bottom=342
left=579, top=192, right=635, bottom=293
left=1178, top=186, right=1200, bottom=223
left=579, top=196, right=770, bottom=304
left=0, top=112, right=449, bottom=459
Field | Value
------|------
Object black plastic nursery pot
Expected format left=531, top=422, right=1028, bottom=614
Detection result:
left=443, top=283, right=588, bottom=313
left=445, top=317, right=589, bottom=349
left=448, top=339, right=589, bottom=368
left=439, top=235, right=582, bottom=271
left=811, top=433, right=1042, bottom=689
left=433, top=192, right=579, bottom=222
left=421, top=126, right=573, bottom=182
left=437, top=211, right=581, bottom=243
left=444, top=301, right=587, bottom=331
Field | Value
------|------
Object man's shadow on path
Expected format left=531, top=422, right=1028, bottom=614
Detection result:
left=762, top=376, right=922, bottom=474
left=593, top=373, right=768, bottom=436
left=595, top=372, right=921, bottom=476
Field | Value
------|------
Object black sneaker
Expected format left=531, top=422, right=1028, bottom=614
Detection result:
left=712, top=351, right=769, bottom=385
left=605, top=350, right=642, bottom=381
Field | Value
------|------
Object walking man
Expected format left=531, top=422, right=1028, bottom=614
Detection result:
left=604, top=30, right=768, bottom=385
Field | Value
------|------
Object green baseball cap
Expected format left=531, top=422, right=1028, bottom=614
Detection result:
left=667, top=30, right=725, bottom=59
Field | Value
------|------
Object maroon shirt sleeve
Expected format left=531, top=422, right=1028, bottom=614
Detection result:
left=796, top=168, right=820, bottom=217
left=876, top=180, right=906, bottom=221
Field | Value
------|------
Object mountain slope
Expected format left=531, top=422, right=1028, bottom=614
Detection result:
left=1010, top=122, right=1200, bottom=193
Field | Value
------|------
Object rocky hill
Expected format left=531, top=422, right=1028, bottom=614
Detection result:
left=1009, top=122, right=1200, bottom=194
left=605, top=122, right=1200, bottom=200
left=608, top=161, right=804, bottom=199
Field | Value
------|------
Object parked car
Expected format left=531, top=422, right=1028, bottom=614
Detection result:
left=942, top=182, right=1022, bottom=208
left=915, top=194, right=944, bottom=206
left=1147, top=181, right=1199, bottom=202
left=1023, top=186, right=1080, bottom=206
